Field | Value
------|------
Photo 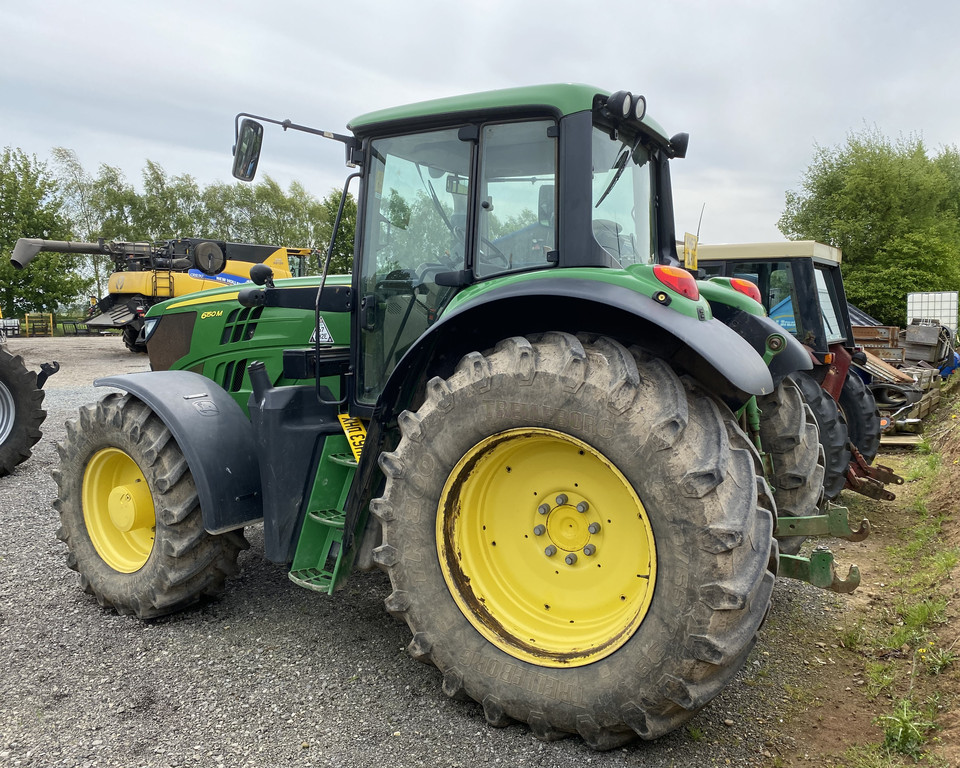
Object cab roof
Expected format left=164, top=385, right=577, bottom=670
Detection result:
left=347, top=83, right=669, bottom=142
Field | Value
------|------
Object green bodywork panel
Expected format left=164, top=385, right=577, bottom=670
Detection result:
left=446, top=264, right=713, bottom=321
left=147, top=265, right=719, bottom=412
left=698, top=277, right=764, bottom=316
left=348, top=83, right=670, bottom=143
left=145, top=275, right=352, bottom=413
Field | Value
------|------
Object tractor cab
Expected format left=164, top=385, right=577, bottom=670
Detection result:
left=229, top=86, right=730, bottom=417
left=697, top=240, right=855, bottom=364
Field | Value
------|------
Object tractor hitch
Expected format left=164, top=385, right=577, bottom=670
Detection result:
left=844, top=443, right=903, bottom=501
left=773, top=502, right=869, bottom=542
left=779, top=548, right=861, bottom=593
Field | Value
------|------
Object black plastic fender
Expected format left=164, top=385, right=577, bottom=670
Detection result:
left=95, top=371, right=261, bottom=534
left=377, top=277, right=774, bottom=419
left=708, top=303, right=813, bottom=387
left=344, top=278, right=776, bottom=552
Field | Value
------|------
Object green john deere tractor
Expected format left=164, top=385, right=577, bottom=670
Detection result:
left=54, top=85, right=864, bottom=748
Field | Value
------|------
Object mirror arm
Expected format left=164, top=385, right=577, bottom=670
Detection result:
left=234, top=113, right=360, bottom=151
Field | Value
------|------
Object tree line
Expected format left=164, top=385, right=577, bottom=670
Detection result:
left=779, top=128, right=960, bottom=328
left=0, top=146, right=355, bottom=318
left=3, top=129, right=959, bottom=328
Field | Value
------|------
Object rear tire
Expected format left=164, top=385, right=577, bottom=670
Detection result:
left=794, top=371, right=849, bottom=500
left=838, top=371, right=880, bottom=463
left=0, top=347, right=45, bottom=476
left=372, top=332, right=777, bottom=748
left=123, top=325, right=147, bottom=354
left=757, top=376, right=824, bottom=555
left=53, top=392, right=247, bottom=618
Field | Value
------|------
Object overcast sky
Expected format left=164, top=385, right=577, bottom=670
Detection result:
left=4, top=1, right=959, bottom=245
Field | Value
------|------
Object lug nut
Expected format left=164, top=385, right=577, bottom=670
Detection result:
left=564, top=553, right=578, bottom=565
left=583, top=544, right=596, bottom=556
left=555, top=494, right=568, bottom=506
left=544, top=545, right=557, bottom=557
left=576, top=501, right=589, bottom=513
left=538, top=503, right=550, bottom=516
left=588, top=522, right=601, bottom=534
left=533, top=524, right=546, bottom=536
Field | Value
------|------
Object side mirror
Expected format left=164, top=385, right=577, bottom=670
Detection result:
left=232, top=119, right=264, bottom=181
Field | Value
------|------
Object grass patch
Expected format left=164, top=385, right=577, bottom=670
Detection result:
left=864, top=661, right=897, bottom=699
left=877, top=698, right=938, bottom=760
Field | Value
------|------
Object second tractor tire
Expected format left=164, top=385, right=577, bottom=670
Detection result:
left=838, top=370, right=881, bottom=464
left=53, top=392, right=248, bottom=618
left=757, top=375, right=824, bottom=555
left=793, top=371, right=850, bottom=500
left=123, top=325, right=148, bottom=354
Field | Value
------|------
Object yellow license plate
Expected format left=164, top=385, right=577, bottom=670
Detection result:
left=337, top=415, right=367, bottom=462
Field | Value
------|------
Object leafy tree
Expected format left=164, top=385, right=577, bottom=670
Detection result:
left=779, top=128, right=960, bottom=326
left=311, top=187, right=357, bottom=275
left=133, top=160, right=205, bottom=239
left=7, top=147, right=357, bottom=312
left=51, top=147, right=116, bottom=297
left=0, top=148, right=91, bottom=317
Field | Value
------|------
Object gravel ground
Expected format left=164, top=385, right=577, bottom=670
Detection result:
left=0, top=336, right=833, bottom=768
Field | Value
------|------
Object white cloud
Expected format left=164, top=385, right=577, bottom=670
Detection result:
left=3, top=0, right=960, bottom=244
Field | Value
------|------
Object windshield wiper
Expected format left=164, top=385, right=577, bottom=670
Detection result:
left=595, top=138, right=642, bottom=208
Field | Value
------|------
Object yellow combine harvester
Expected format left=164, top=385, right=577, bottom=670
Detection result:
left=11, top=238, right=311, bottom=352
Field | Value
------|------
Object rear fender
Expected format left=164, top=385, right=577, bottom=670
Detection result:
left=708, top=301, right=813, bottom=387
left=378, top=277, right=774, bottom=417
left=95, top=371, right=261, bottom=533
left=344, top=279, right=774, bottom=551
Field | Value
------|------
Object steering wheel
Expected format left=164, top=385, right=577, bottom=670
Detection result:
left=478, top=236, right=510, bottom=269
left=376, top=269, right=416, bottom=294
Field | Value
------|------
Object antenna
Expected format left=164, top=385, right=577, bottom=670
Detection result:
left=696, top=203, right=705, bottom=240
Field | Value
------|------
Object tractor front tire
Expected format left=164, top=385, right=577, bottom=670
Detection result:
left=53, top=392, right=247, bottom=618
left=838, top=371, right=881, bottom=464
left=372, top=332, right=777, bottom=748
left=757, top=375, right=824, bottom=555
left=794, top=371, right=849, bottom=500
left=0, top=347, right=46, bottom=476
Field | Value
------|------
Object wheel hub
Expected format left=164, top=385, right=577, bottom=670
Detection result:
left=542, top=496, right=591, bottom=553
left=437, top=428, right=657, bottom=667
left=107, top=483, right=153, bottom=533
left=83, top=448, right=156, bottom=572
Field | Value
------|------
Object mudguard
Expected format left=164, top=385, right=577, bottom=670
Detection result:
left=709, top=304, right=813, bottom=387
left=95, top=371, right=261, bottom=534
left=377, top=277, right=774, bottom=418
left=345, top=278, right=775, bottom=551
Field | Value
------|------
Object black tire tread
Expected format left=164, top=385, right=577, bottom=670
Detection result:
left=757, top=375, right=825, bottom=554
left=122, top=325, right=148, bottom=354
left=0, top=347, right=46, bottom=476
left=838, top=370, right=881, bottom=463
left=794, top=371, right=849, bottom=500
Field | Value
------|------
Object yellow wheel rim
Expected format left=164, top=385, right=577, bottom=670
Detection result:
left=82, top=448, right=156, bottom=572
left=437, top=428, right=657, bottom=667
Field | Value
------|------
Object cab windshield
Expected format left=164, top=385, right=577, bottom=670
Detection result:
left=591, top=126, right=655, bottom=267
left=356, top=120, right=558, bottom=404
